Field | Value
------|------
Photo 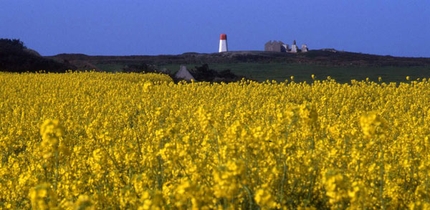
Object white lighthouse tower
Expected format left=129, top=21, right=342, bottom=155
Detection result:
left=219, top=33, right=228, bottom=52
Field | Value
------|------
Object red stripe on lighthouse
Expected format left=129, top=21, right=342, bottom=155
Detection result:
left=220, top=34, right=227, bottom=40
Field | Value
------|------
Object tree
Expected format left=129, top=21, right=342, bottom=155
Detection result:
left=0, top=38, right=26, bottom=54
left=0, top=38, right=74, bottom=73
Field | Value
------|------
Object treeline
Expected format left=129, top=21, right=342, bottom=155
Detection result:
left=0, top=38, right=74, bottom=73
left=122, top=63, right=245, bottom=83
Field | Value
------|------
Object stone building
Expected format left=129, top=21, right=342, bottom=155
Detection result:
left=265, top=39, right=308, bottom=53
left=301, top=44, right=308, bottom=52
left=264, top=41, right=287, bottom=52
left=290, top=40, right=298, bottom=53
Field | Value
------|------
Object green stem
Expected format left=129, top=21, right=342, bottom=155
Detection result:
left=379, top=138, right=385, bottom=210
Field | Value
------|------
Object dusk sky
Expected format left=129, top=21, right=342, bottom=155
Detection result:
left=2, top=1, right=430, bottom=57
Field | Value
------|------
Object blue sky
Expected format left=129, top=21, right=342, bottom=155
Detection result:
left=2, top=1, right=430, bottom=57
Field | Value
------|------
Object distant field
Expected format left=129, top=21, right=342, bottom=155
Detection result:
left=158, top=62, right=430, bottom=83
left=95, top=63, right=125, bottom=73
left=50, top=51, right=430, bottom=83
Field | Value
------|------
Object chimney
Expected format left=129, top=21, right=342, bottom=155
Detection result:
left=219, top=34, right=228, bottom=52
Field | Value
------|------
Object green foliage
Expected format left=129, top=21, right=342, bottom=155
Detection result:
left=0, top=38, right=72, bottom=73
left=160, top=62, right=430, bottom=84
left=0, top=38, right=26, bottom=53
left=121, top=63, right=158, bottom=73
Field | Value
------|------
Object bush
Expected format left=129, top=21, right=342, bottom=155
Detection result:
left=0, top=38, right=74, bottom=73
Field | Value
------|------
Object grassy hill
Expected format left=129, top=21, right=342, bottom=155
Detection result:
left=48, top=50, right=430, bottom=83
left=2, top=38, right=429, bottom=83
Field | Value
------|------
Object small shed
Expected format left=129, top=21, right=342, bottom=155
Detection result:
left=175, top=65, right=195, bottom=81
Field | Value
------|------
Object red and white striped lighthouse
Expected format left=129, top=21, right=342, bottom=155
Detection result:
left=218, top=33, right=228, bottom=52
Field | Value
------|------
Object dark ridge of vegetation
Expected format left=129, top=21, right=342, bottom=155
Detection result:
left=0, top=38, right=75, bottom=73
left=188, top=64, right=245, bottom=83
left=51, top=50, right=430, bottom=70
left=121, top=63, right=246, bottom=83
left=121, top=63, right=159, bottom=73
left=3, top=38, right=430, bottom=83
left=49, top=50, right=430, bottom=83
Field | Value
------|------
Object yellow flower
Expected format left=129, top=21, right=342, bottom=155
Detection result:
left=29, top=183, right=57, bottom=209
left=254, top=186, right=277, bottom=209
left=73, top=195, right=94, bottom=210
left=2, top=72, right=430, bottom=209
left=359, top=111, right=387, bottom=137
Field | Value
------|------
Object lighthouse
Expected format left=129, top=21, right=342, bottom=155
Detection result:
left=219, top=34, right=228, bottom=52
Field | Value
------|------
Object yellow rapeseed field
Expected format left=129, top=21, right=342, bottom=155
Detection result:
left=1, top=71, right=429, bottom=209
